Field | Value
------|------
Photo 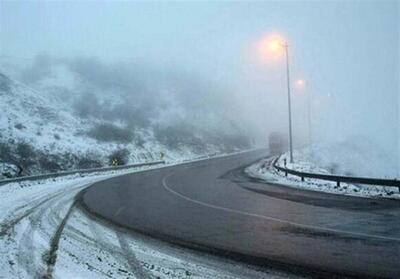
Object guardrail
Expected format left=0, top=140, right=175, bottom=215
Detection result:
left=0, top=160, right=165, bottom=186
left=272, top=156, right=400, bottom=192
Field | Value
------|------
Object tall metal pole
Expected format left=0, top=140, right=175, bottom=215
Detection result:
left=284, top=42, right=294, bottom=163
left=307, top=89, right=313, bottom=161
left=307, top=90, right=312, bottom=146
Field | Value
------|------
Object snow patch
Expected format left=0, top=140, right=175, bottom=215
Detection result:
left=246, top=154, right=400, bottom=199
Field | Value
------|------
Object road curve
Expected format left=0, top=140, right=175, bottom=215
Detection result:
left=80, top=150, right=400, bottom=278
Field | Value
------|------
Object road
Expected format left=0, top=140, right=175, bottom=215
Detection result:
left=3, top=165, right=283, bottom=279
left=81, top=150, right=400, bottom=278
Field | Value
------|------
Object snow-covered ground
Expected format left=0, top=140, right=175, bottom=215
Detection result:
left=246, top=148, right=400, bottom=199
left=0, top=71, right=201, bottom=176
left=0, top=70, right=249, bottom=178
left=0, top=160, right=296, bottom=279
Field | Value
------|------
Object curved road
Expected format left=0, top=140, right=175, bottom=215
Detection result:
left=80, top=150, right=400, bottom=278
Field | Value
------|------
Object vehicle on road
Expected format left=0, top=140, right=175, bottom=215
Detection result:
left=268, top=132, right=287, bottom=155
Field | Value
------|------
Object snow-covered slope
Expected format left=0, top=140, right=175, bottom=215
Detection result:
left=1, top=72, right=94, bottom=153
left=0, top=72, right=246, bottom=177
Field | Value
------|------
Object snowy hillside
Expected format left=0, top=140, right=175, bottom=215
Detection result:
left=0, top=72, right=250, bottom=178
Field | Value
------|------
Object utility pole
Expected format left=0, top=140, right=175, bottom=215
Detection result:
left=284, top=42, right=294, bottom=163
left=307, top=90, right=312, bottom=146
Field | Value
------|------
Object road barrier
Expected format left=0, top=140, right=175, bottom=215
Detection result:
left=0, top=160, right=165, bottom=186
left=272, top=156, right=400, bottom=192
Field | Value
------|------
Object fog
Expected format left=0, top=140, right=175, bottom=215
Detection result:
left=1, top=1, right=399, bottom=176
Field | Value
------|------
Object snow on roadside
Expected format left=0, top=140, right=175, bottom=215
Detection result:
left=54, top=204, right=294, bottom=279
left=0, top=163, right=163, bottom=278
left=0, top=154, right=297, bottom=279
left=246, top=155, right=400, bottom=199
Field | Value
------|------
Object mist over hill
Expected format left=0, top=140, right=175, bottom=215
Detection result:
left=1, top=1, right=398, bottom=179
left=0, top=63, right=252, bottom=177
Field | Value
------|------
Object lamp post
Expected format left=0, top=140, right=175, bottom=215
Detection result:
left=259, top=35, right=295, bottom=163
left=283, top=42, right=294, bottom=163
left=306, top=87, right=312, bottom=148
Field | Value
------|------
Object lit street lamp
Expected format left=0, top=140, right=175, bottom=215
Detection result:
left=283, top=41, right=294, bottom=163
left=259, top=36, right=294, bottom=163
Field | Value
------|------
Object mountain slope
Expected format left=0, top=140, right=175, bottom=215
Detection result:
left=1, top=72, right=246, bottom=177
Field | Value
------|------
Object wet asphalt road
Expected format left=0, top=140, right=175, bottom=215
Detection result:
left=80, top=150, right=400, bottom=278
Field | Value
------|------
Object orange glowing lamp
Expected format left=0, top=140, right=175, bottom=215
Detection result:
left=257, top=35, right=286, bottom=62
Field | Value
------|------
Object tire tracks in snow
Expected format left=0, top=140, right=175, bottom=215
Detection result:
left=18, top=188, right=84, bottom=278
left=116, top=231, right=152, bottom=279
left=1, top=178, right=153, bottom=279
left=85, top=208, right=152, bottom=278
left=42, top=200, right=78, bottom=279
left=0, top=188, right=70, bottom=237
left=1, top=182, right=91, bottom=278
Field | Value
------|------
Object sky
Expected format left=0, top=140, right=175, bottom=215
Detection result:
left=1, top=0, right=399, bottom=175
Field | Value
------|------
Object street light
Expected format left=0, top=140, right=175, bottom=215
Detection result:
left=283, top=41, right=294, bottom=163
left=261, top=37, right=294, bottom=163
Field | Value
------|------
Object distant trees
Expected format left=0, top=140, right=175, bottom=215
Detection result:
left=87, top=123, right=133, bottom=143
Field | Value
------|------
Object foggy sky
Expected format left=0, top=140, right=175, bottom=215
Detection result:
left=1, top=1, right=399, bottom=175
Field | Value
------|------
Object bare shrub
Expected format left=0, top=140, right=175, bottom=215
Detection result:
left=16, top=142, right=37, bottom=169
left=87, top=123, right=133, bottom=143
left=108, top=148, right=130, bottom=166
left=14, top=123, right=26, bottom=130
left=38, top=154, right=62, bottom=173
left=77, top=156, right=103, bottom=169
left=0, top=73, right=11, bottom=92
